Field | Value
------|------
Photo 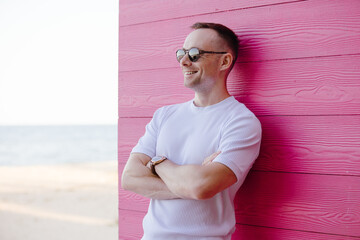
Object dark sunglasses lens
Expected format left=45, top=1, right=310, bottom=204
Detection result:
left=189, top=48, right=200, bottom=62
left=176, top=49, right=185, bottom=62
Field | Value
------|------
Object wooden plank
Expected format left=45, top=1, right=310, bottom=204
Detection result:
left=118, top=118, right=148, bottom=164
left=118, top=187, right=149, bottom=212
left=118, top=209, right=144, bottom=239
left=118, top=170, right=360, bottom=237
left=256, top=116, right=360, bottom=175
left=119, top=0, right=360, bottom=72
left=119, top=55, right=360, bottom=117
left=118, top=163, right=150, bottom=212
left=233, top=224, right=360, bottom=239
left=119, top=0, right=302, bottom=26
left=235, top=171, right=360, bottom=237
left=118, top=209, right=360, bottom=240
left=118, top=116, right=360, bottom=175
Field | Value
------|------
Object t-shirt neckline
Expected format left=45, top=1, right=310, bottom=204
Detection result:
left=190, top=96, right=234, bottom=112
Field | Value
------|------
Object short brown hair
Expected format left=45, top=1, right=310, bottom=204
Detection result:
left=191, top=22, right=239, bottom=67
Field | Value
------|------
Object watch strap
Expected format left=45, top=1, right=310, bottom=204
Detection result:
left=150, top=156, right=167, bottom=175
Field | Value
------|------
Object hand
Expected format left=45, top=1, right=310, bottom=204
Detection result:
left=202, top=151, right=221, bottom=166
left=146, top=160, right=151, bottom=169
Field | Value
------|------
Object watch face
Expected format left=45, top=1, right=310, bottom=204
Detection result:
left=151, top=156, right=163, bottom=163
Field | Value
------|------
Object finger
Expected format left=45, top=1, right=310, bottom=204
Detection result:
left=202, top=157, right=212, bottom=166
left=208, top=151, right=222, bottom=162
left=202, top=151, right=222, bottom=165
left=202, top=160, right=209, bottom=166
left=211, top=150, right=221, bottom=158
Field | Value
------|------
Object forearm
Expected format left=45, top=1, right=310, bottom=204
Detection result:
left=155, top=151, right=236, bottom=200
left=121, top=153, right=180, bottom=200
left=123, top=173, right=180, bottom=200
left=155, top=160, right=208, bottom=199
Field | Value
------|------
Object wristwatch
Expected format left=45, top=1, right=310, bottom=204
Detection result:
left=149, top=156, right=167, bottom=175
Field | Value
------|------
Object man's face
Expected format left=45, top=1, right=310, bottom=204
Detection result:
left=180, top=29, right=225, bottom=92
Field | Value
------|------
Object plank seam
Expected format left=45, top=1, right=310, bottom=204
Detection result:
left=119, top=0, right=308, bottom=28
left=237, top=223, right=360, bottom=239
left=256, top=114, right=360, bottom=117
left=118, top=52, right=360, bottom=73
left=118, top=114, right=360, bottom=119
left=252, top=169, right=360, bottom=178
left=118, top=207, right=146, bottom=213
left=244, top=52, right=360, bottom=64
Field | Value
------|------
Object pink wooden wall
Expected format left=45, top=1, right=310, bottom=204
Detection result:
left=118, top=0, right=360, bottom=239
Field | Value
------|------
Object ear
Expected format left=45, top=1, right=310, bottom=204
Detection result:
left=219, top=53, right=233, bottom=72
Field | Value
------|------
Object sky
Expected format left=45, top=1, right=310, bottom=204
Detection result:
left=0, top=0, right=118, bottom=125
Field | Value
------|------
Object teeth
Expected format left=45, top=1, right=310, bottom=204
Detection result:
left=185, top=71, right=197, bottom=75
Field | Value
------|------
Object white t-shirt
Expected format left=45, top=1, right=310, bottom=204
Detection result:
left=132, top=96, right=262, bottom=240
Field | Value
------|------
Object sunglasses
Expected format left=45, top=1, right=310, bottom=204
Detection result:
left=176, top=47, right=227, bottom=63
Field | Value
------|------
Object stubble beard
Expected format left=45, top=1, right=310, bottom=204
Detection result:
left=184, top=75, right=215, bottom=94
left=184, top=75, right=200, bottom=90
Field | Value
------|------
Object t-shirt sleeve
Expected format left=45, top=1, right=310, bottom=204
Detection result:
left=131, top=107, right=165, bottom=158
left=214, top=113, right=262, bottom=184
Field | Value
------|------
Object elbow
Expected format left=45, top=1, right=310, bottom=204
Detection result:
left=120, top=171, right=131, bottom=190
left=183, top=173, right=217, bottom=200
left=189, top=184, right=216, bottom=200
left=195, top=189, right=216, bottom=200
left=121, top=180, right=128, bottom=191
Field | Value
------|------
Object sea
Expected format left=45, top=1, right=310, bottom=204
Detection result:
left=0, top=125, right=117, bottom=166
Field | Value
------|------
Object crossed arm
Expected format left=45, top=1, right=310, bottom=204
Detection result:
left=121, top=152, right=237, bottom=200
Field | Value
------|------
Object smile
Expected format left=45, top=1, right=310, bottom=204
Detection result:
left=184, top=71, right=198, bottom=75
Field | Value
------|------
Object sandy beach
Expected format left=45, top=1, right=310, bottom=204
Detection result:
left=0, top=161, right=118, bottom=240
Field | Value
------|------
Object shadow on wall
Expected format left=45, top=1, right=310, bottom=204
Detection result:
left=229, top=36, right=298, bottom=238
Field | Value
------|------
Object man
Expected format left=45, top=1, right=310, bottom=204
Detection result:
left=121, top=22, right=262, bottom=240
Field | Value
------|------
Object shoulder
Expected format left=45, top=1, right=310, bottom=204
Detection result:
left=222, top=98, right=262, bottom=135
left=151, top=100, right=192, bottom=124
left=154, top=100, right=191, bottom=118
left=228, top=98, right=260, bottom=122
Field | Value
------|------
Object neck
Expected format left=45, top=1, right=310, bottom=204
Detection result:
left=193, top=88, right=230, bottom=107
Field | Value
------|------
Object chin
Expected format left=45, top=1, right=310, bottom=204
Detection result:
left=184, top=81, right=198, bottom=91
left=184, top=83, right=204, bottom=93
left=183, top=79, right=192, bottom=88
left=186, top=78, right=216, bottom=93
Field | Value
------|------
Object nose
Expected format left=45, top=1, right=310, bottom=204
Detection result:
left=179, top=53, right=192, bottom=67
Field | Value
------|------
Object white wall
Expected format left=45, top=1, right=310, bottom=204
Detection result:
left=0, top=0, right=118, bottom=125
